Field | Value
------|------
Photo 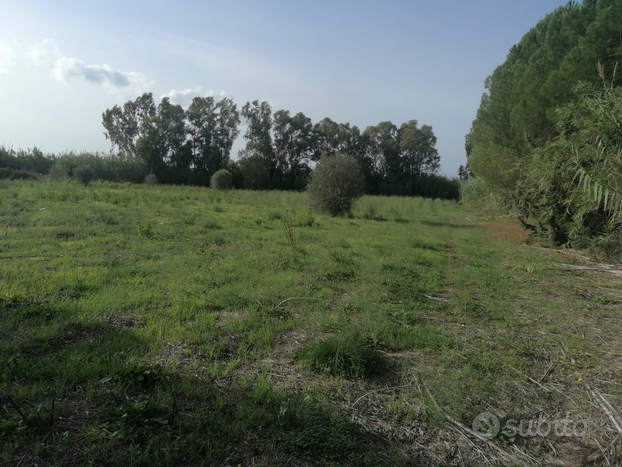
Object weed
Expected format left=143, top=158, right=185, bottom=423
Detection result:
left=267, top=209, right=281, bottom=220
left=321, top=242, right=354, bottom=265
left=295, top=211, right=315, bottom=227
left=281, top=211, right=296, bottom=249
left=296, top=331, right=385, bottom=378
left=137, top=222, right=153, bottom=237
left=202, top=217, right=221, bottom=230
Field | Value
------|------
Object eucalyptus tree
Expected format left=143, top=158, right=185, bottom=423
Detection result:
left=273, top=110, right=314, bottom=182
left=186, top=96, right=240, bottom=182
left=240, top=100, right=277, bottom=187
left=399, top=120, right=439, bottom=177
left=135, top=97, right=189, bottom=179
left=102, top=93, right=157, bottom=158
left=312, top=117, right=341, bottom=158
left=363, top=121, right=401, bottom=181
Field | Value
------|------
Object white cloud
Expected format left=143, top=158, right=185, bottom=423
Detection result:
left=161, top=86, right=227, bottom=107
left=25, top=39, right=152, bottom=96
left=0, top=40, right=17, bottom=76
left=51, top=57, right=152, bottom=96
left=27, top=39, right=61, bottom=67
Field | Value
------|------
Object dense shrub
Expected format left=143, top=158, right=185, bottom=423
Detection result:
left=459, top=177, right=512, bottom=212
left=0, top=146, right=55, bottom=174
left=307, top=155, right=365, bottom=216
left=239, top=156, right=270, bottom=190
left=210, top=169, right=233, bottom=190
left=0, top=167, right=37, bottom=180
left=224, top=160, right=245, bottom=189
left=73, top=164, right=95, bottom=186
left=296, top=331, right=384, bottom=378
left=48, top=165, right=69, bottom=181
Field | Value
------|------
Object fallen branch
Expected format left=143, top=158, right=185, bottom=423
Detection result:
left=592, top=388, right=622, bottom=433
left=275, top=297, right=323, bottom=309
left=417, top=372, right=535, bottom=465
left=507, top=365, right=553, bottom=393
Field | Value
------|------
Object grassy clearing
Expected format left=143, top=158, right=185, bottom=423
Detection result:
left=1, top=180, right=621, bottom=466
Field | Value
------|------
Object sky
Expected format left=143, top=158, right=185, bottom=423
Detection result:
left=0, top=0, right=570, bottom=176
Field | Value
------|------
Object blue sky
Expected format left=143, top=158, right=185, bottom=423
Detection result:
left=0, top=0, right=569, bottom=175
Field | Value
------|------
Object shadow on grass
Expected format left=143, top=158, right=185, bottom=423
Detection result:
left=1, top=320, right=398, bottom=466
left=420, top=220, right=479, bottom=228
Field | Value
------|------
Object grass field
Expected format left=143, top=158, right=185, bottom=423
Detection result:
left=1, top=180, right=622, bottom=466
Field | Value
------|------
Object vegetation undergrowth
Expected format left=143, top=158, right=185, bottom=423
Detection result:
left=1, top=180, right=621, bottom=465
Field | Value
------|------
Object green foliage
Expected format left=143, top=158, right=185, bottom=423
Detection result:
left=73, top=164, right=95, bottom=186
left=238, top=155, right=270, bottom=190
left=54, top=152, right=148, bottom=183
left=0, top=145, right=55, bottom=174
left=459, top=177, right=512, bottom=213
left=296, top=331, right=385, bottom=378
left=470, top=1, right=622, bottom=191
left=280, top=211, right=296, bottom=249
left=0, top=167, right=37, bottom=180
left=517, top=81, right=622, bottom=244
left=210, top=169, right=233, bottom=190
left=308, top=154, right=365, bottom=216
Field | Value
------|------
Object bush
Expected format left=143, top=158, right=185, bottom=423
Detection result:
left=210, top=169, right=233, bottom=190
left=73, top=164, right=95, bottom=186
left=239, top=156, right=270, bottom=190
left=307, top=155, right=365, bottom=216
left=296, top=331, right=384, bottom=378
left=0, top=168, right=37, bottom=180
left=144, top=173, right=159, bottom=185
left=48, top=165, right=69, bottom=181
left=459, top=177, right=512, bottom=213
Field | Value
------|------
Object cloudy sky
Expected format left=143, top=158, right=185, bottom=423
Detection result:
left=0, top=0, right=568, bottom=175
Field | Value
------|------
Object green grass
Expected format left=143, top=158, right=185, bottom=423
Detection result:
left=1, top=180, right=621, bottom=465
left=296, top=331, right=385, bottom=378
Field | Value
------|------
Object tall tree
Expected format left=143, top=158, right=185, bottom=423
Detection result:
left=363, top=121, right=401, bottom=180
left=273, top=110, right=314, bottom=180
left=312, top=117, right=341, bottom=159
left=240, top=100, right=277, bottom=187
left=399, top=120, right=439, bottom=177
left=469, top=0, right=622, bottom=190
left=102, top=93, right=157, bottom=158
left=186, top=96, right=240, bottom=181
left=136, top=97, right=189, bottom=178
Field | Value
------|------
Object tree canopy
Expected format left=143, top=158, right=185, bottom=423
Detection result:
left=469, top=0, right=622, bottom=191
left=467, top=0, right=622, bottom=245
left=101, top=94, right=451, bottom=197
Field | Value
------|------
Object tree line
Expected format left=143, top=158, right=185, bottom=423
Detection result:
left=465, top=0, right=622, bottom=248
left=101, top=94, right=457, bottom=199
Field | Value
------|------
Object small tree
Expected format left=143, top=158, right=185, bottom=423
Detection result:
left=307, top=154, right=365, bottom=216
left=210, top=169, right=233, bottom=190
left=73, top=164, right=95, bottom=186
